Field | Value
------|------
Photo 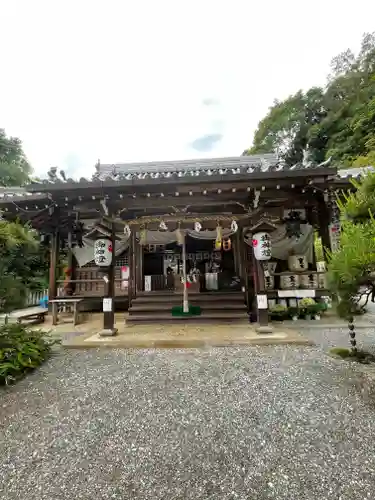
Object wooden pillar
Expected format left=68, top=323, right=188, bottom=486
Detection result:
left=234, top=230, right=241, bottom=276
left=306, top=206, right=317, bottom=270
left=102, top=224, right=117, bottom=334
left=254, top=260, right=269, bottom=327
left=136, top=239, right=143, bottom=292
left=48, top=230, right=59, bottom=301
left=317, top=193, right=332, bottom=260
left=131, top=230, right=137, bottom=298
left=128, top=232, right=133, bottom=306
left=49, top=230, right=59, bottom=325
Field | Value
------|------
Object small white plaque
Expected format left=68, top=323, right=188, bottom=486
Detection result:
left=103, top=298, right=113, bottom=312
left=257, top=294, right=268, bottom=309
left=277, top=289, right=316, bottom=298
left=144, top=275, right=152, bottom=292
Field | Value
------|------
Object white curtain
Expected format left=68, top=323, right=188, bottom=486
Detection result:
left=244, top=224, right=314, bottom=262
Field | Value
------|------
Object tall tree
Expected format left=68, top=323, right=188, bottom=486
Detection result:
left=0, top=129, right=31, bottom=186
left=245, top=32, right=375, bottom=168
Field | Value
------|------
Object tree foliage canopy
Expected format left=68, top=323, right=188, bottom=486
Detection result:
left=328, top=172, right=375, bottom=317
left=244, top=32, right=375, bottom=168
left=0, top=129, right=31, bottom=186
left=0, top=130, right=48, bottom=310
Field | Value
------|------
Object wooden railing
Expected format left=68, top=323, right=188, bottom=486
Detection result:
left=25, top=289, right=48, bottom=306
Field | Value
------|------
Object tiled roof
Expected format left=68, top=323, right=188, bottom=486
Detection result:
left=95, top=154, right=282, bottom=180
left=0, top=187, right=47, bottom=201
left=337, top=166, right=375, bottom=179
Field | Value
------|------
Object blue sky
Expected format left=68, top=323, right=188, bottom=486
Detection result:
left=1, top=0, right=375, bottom=178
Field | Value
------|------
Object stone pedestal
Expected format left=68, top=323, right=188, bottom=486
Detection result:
left=99, top=328, right=118, bottom=337
left=256, top=325, right=274, bottom=334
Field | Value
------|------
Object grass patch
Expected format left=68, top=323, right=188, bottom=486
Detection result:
left=330, top=347, right=375, bottom=364
left=0, top=323, right=59, bottom=386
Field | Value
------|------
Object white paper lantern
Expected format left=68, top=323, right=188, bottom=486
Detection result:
left=94, top=238, right=113, bottom=266
left=252, top=232, right=272, bottom=261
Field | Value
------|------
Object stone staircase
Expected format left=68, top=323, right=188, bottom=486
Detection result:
left=127, top=291, right=248, bottom=324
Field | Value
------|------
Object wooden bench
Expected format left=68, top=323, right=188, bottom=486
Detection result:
left=49, top=298, right=83, bottom=326
left=1, top=307, right=48, bottom=325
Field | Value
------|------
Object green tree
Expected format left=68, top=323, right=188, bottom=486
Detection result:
left=0, top=222, right=44, bottom=312
left=328, top=172, right=375, bottom=318
left=0, top=128, right=31, bottom=186
left=0, top=130, right=48, bottom=310
left=245, top=32, right=375, bottom=168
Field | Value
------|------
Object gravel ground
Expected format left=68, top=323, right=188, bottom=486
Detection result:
left=302, top=325, right=375, bottom=352
left=1, top=346, right=375, bottom=499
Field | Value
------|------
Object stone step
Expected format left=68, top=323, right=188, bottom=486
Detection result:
left=133, top=293, right=244, bottom=304
left=129, top=302, right=246, bottom=313
left=127, top=311, right=249, bottom=324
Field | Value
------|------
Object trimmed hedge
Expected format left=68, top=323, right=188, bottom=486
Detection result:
left=0, top=324, right=58, bottom=385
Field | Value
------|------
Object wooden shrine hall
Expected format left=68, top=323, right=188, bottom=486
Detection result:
left=0, top=154, right=351, bottom=332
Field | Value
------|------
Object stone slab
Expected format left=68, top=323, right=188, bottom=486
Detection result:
left=62, top=322, right=313, bottom=349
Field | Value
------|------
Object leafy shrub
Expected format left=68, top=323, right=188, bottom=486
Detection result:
left=0, top=324, right=58, bottom=385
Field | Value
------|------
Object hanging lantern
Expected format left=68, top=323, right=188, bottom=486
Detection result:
left=159, top=221, right=168, bottom=231
left=231, top=220, right=238, bottom=233
left=252, top=232, right=272, bottom=261
left=194, top=221, right=202, bottom=232
left=124, top=224, right=131, bottom=238
left=223, top=238, right=232, bottom=251
left=94, top=238, right=113, bottom=266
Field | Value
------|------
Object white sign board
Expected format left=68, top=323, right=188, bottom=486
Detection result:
left=121, top=266, right=130, bottom=290
left=257, top=294, right=268, bottom=310
left=94, top=238, right=113, bottom=266
left=103, top=298, right=113, bottom=312
left=329, top=223, right=341, bottom=252
left=144, top=275, right=152, bottom=292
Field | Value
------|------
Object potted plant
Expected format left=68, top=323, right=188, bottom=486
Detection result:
left=269, top=304, right=288, bottom=321
left=298, top=297, right=316, bottom=320
left=307, top=301, right=327, bottom=320
left=288, top=306, right=300, bottom=321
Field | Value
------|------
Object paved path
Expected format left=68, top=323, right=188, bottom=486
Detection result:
left=1, top=346, right=375, bottom=499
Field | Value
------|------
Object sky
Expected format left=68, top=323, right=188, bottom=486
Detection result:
left=1, top=0, right=375, bottom=178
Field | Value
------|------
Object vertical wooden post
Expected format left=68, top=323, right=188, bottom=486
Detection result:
left=182, top=232, right=189, bottom=313
left=102, top=223, right=117, bottom=335
left=254, top=260, right=269, bottom=327
left=137, top=241, right=144, bottom=292
left=48, top=230, right=59, bottom=301
left=317, top=193, right=332, bottom=260
left=234, top=230, right=240, bottom=276
left=132, top=230, right=137, bottom=297
left=128, top=232, right=133, bottom=306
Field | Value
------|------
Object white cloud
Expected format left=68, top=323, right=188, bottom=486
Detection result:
left=1, top=0, right=375, bottom=176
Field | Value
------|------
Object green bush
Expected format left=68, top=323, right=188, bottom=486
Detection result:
left=0, top=324, right=58, bottom=385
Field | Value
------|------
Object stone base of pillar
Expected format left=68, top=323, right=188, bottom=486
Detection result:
left=99, top=328, right=118, bottom=337
left=255, top=325, right=274, bottom=334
